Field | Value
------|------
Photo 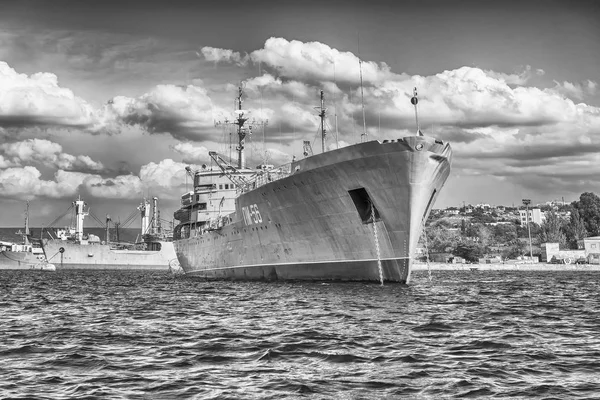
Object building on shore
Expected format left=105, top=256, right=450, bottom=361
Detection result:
left=520, top=208, right=545, bottom=225
left=583, top=237, right=600, bottom=264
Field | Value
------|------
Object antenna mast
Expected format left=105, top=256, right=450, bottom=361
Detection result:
left=358, top=33, right=367, bottom=142
left=315, top=90, right=327, bottom=153
left=333, top=61, right=339, bottom=149
left=234, top=86, right=250, bottom=168
left=21, top=201, right=30, bottom=245
left=411, top=87, right=423, bottom=136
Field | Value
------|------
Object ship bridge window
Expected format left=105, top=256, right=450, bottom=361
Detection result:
left=348, top=188, right=380, bottom=224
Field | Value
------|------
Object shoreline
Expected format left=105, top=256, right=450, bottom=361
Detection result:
left=412, top=262, right=600, bottom=271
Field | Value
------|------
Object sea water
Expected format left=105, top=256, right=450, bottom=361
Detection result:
left=1, top=270, right=599, bottom=399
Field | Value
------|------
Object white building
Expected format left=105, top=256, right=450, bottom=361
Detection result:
left=520, top=208, right=545, bottom=225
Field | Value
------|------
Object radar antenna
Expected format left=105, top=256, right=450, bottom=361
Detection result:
left=215, top=85, right=267, bottom=168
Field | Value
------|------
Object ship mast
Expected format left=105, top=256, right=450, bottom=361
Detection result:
left=411, top=87, right=424, bottom=136
left=152, top=197, right=161, bottom=236
left=316, top=90, right=327, bottom=153
left=23, top=201, right=30, bottom=245
left=234, top=86, right=250, bottom=169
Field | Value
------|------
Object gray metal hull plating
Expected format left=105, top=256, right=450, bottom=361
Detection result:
left=175, top=137, right=451, bottom=283
left=42, top=240, right=177, bottom=271
left=0, top=251, right=49, bottom=270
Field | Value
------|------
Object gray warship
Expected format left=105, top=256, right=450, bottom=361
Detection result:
left=173, top=87, right=451, bottom=283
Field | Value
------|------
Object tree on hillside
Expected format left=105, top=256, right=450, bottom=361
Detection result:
left=423, top=223, right=460, bottom=253
left=517, top=222, right=541, bottom=241
left=501, top=239, right=527, bottom=260
left=453, top=242, right=485, bottom=263
left=572, top=192, right=600, bottom=236
left=538, top=209, right=567, bottom=248
left=493, top=224, right=518, bottom=244
left=565, top=208, right=588, bottom=249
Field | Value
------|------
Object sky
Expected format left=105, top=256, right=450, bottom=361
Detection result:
left=0, top=0, right=599, bottom=227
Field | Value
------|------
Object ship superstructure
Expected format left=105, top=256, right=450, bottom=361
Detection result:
left=173, top=87, right=451, bottom=283
left=42, top=196, right=177, bottom=270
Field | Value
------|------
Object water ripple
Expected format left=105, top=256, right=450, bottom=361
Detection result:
left=0, top=269, right=599, bottom=398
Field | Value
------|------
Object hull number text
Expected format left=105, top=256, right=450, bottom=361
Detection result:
left=242, top=204, right=262, bottom=225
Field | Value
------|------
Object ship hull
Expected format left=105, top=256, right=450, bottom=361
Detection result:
left=0, top=251, right=53, bottom=270
left=175, top=137, right=451, bottom=283
left=41, top=240, right=177, bottom=271
left=181, top=258, right=410, bottom=281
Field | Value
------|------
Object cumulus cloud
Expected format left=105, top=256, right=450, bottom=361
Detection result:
left=200, top=47, right=248, bottom=66
left=170, top=142, right=210, bottom=163
left=2, top=37, right=600, bottom=208
left=0, top=61, right=98, bottom=128
left=483, top=65, right=533, bottom=85
left=0, top=167, right=142, bottom=200
left=104, top=84, right=226, bottom=140
left=204, top=37, right=397, bottom=85
left=0, top=138, right=104, bottom=172
left=139, top=158, right=191, bottom=192
left=0, top=61, right=229, bottom=139
left=201, top=39, right=589, bottom=136
left=551, top=79, right=598, bottom=100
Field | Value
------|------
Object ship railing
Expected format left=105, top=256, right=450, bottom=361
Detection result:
left=237, top=163, right=293, bottom=193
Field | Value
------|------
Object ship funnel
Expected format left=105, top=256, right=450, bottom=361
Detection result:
left=138, top=199, right=151, bottom=235
left=74, top=197, right=88, bottom=242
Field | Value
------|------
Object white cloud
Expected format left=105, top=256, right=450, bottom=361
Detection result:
left=206, top=37, right=397, bottom=85
left=551, top=79, right=598, bottom=100
left=201, top=47, right=248, bottom=66
left=3, top=37, right=600, bottom=207
left=104, top=84, right=227, bottom=140
left=139, top=158, right=191, bottom=192
left=0, top=138, right=104, bottom=171
left=484, top=65, right=533, bottom=85
left=0, top=61, right=98, bottom=128
left=0, top=167, right=140, bottom=199
left=170, top=142, right=210, bottom=163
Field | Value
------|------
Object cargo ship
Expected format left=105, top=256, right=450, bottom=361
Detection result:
left=42, top=197, right=177, bottom=271
left=173, top=87, right=451, bottom=283
left=0, top=202, right=56, bottom=271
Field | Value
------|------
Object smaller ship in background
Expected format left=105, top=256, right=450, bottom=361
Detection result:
left=41, top=196, right=177, bottom=271
left=0, top=201, right=56, bottom=271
